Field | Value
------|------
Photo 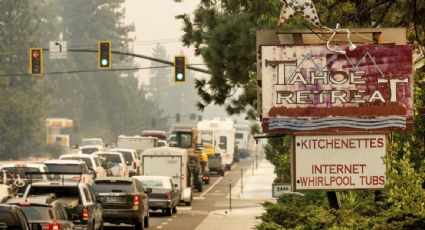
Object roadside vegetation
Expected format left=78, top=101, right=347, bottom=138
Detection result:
left=179, top=0, right=425, bottom=228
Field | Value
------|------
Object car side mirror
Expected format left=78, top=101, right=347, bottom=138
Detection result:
left=145, top=188, right=152, bottom=194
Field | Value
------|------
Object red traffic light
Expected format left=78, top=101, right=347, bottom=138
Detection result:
left=29, top=48, right=43, bottom=76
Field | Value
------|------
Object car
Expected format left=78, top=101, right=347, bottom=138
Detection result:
left=94, top=151, right=129, bottom=177
left=59, top=153, right=107, bottom=179
left=23, top=179, right=103, bottom=230
left=7, top=196, right=75, bottom=230
left=80, top=138, right=105, bottom=154
left=0, top=163, right=50, bottom=196
left=112, top=148, right=141, bottom=176
left=0, top=184, right=15, bottom=203
left=92, top=177, right=150, bottom=229
left=0, top=203, right=30, bottom=230
left=134, top=175, right=180, bottom=216
left=44, top=159, right=95, bottom=185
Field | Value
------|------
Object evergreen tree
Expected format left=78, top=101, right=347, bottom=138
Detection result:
left=0, top=0, right=50, bottom=159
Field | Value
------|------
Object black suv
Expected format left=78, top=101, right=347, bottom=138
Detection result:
left=23, top=175, right=103, bottom=230
left=0, top=203, right=30, bottom=230
left=7, top=196, right=75, bottom=230
left=92, top=177, right=150, bottom=229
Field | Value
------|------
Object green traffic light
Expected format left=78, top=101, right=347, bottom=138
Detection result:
left=101, top=59, right=109, bottom=66
left=176, top=73, right=184, bottom=81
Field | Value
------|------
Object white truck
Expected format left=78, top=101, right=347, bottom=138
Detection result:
left=140, top=147, right=193, bottom=205
left=117, top=135, right=157, bottom=154
left=197, top=118, right=236, bottom=174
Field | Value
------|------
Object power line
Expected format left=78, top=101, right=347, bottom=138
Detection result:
left=0, top=66, right=171, bottom=77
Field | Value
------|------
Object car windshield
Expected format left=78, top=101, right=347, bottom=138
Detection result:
left=61, top=157, right=93, bottom=168
left=45, top=164, right=82, bottom=173
left=1, top=167, right=43, bottom=180
left=139, top=179, right=169, bottom=188
left=93, top=180, right=134, bottom=193
left=81, top=139, right=102, bottom=146
left=116, top=151, right=133, bottom=165
left=20, top=206, right=52, bottom=220
left=97, top=154, right=122, bottom=163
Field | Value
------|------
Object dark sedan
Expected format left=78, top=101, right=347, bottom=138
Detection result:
left=133, top=175, right=180, bottom=216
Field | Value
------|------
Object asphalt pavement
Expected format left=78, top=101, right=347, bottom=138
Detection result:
left=193, top=158, right=276, bottom=230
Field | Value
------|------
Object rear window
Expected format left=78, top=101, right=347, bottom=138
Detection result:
left=20, top=206, right=53, bottom=220
left=0, top=211, right=20, bottom=228
left=45, top=164, right=82, bottom=173
left=61, top=157, right=93, bottom=168
left=1, top=167, right=43, bottom=179
left=97, top=154, right=122, bottom=163
left=29, top=186, right=80, bottom=201
left=117, top=151, right=133, bottom=165
left=139, top=179, right=168, bottom=188
left=93, top=180, right=134, bottom=193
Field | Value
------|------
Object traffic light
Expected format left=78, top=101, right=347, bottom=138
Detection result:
left=174, top=56, right=186, bottom=82
left=29, top=48, right=43, bottom=76
left=98, top=41, right=111, bottom=69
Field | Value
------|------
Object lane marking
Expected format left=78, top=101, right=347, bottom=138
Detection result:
left=157, top=226, right=163, bottom=229
left=199, top=176, right=223, bottom=198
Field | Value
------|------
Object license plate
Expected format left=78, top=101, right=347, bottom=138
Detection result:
left=106, top=196, right=124, bottom=203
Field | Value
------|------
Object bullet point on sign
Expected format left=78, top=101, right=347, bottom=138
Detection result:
left=297, top=142, right=300, bottom=146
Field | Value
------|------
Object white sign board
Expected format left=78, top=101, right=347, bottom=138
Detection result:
left=49, top=41, right=67, bottom=59
left=294, top=134, right=386, bottom=190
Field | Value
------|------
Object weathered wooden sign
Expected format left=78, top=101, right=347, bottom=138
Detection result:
left=294, top=134, right=387, bottom=190
left=261, top=45, right=413, bottom=133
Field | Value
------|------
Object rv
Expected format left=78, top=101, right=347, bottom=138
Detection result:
left=197, top=118, right=236, bottom=176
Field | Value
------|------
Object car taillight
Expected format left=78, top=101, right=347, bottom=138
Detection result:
left=43, top=222, right=61, bottom=230
left=167, top=192, right=172, bottom=202
left=83, top=208, right=89, bottom=221
left=133, top=195, right=141, bottom=206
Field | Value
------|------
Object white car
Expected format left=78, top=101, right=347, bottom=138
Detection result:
left=94, top=151, right=129, bottom=177
left=44, top=159, right=95, bottom=184
left=59, top=153, right=107, bottom=178
left=79, top=138, right=105, bottom=154
left=112, top=148, right=141, bottom=176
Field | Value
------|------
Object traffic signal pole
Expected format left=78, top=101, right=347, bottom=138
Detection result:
left=42, top=48, right=211, bottom=74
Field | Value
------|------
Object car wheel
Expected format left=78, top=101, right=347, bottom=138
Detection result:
left=144, top=214, right=149, bottom=228
left=135, top=219, right=144, bottom=230
left=165, top=208, right=172, bottom=216
left=172, top=206, right=177, bottom=214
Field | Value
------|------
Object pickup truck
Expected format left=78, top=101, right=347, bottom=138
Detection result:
left=23, top=176, right=103, bottom=230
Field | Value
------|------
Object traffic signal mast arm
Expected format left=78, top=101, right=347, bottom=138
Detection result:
left=42, top=47, right=210, bottom=74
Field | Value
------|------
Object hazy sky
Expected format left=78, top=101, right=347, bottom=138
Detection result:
left=123, top=0, right=235, bottom=119
left=124, top=0, right=205, bottom=85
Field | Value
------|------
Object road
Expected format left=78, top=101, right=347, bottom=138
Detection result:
left=104, top=157, right=255, bottom=229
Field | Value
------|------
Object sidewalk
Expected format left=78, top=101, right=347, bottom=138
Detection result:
left=194, top=159, right=276, bottom=230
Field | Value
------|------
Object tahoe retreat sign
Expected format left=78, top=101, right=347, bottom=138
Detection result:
left=294, top=134, right=386, bottom=190
left=261, top=45, right=413, bottom=133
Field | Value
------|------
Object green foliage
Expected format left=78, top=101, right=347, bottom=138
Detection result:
left=0, top=0, right=50, bottom=159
